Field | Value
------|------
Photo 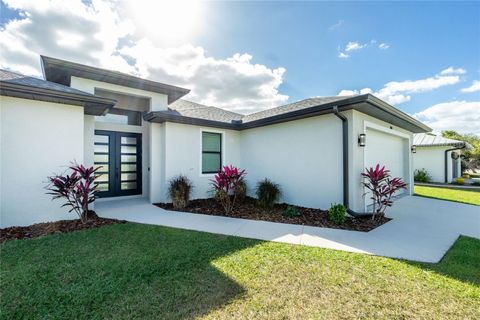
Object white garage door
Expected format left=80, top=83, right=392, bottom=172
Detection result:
left=365, top=128, right=408, bottom=199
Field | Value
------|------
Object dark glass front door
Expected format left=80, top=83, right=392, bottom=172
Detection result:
left=94, top=130, right=142, bottom=197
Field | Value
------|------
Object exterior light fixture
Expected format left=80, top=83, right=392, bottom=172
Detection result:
left=358, top=133, right=366, bottom=147
left=411, top=145, right=417, bottom=153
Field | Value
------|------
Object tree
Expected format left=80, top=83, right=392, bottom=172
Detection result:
left=442, top=131, right=480, bottom=170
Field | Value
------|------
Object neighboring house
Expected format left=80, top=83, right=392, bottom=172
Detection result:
left=0, top=56, right=431, bottom=227
left=413, top=133, right=470, bottom=183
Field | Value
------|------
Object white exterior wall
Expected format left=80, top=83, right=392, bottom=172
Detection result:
left=349, top=110, right=413, bottom=212
left=413, top=146, right=457, bottom=183
left=240, top=115, right=343, bottom=209
left=0, top=97, right=84, bottom=227
left=160, top=122, right=241, bottom=202
left=70, top=76, right=169, bottom=111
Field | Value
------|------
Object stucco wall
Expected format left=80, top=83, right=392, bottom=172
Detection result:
left=70, top=76, right=169, bottom=111
left=413, top=146, right=457, bottom=183
left=159, top=122, right=241, bottom=202
left=0, top=96, right=84, bottom=227
left=240, top=114, right=343, bottom=210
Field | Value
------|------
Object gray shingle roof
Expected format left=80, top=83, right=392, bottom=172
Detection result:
left=0, top=69, right=99, bottom=97
left=166, top=96, right=352, bottom=124
left=242, top=96, right=350, bottom=123
left=168, top=99, right=243, bottom=123
left=0, top=68, right=116, bottom=115
left=146, top=94, right=431, bottom=133
left=413, top=133, right=467, bottom=148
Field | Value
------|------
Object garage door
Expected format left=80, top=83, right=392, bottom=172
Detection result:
left=365, top=128, right=408, bottom=204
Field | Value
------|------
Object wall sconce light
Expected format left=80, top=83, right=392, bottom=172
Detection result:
left=358, top=133, right=366, bottom=147
left=411, top=145, right=417, bottom=153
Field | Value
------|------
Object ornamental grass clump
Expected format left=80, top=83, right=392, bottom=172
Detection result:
left=46, top=163, right=100, bottom=223
left=211, top=165, right=247, bottom=214
left=256, top=179, right=281, bottom=209
left=168, top=175, right=193, bottom=209
left=362, top=164, right=407, bottom=220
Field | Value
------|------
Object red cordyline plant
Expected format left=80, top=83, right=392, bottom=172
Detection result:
left=46, top=163, right=101, bottom=223
left=210, top=165, right=246, bottom=214
left=362, top=164, right=407, bottom=220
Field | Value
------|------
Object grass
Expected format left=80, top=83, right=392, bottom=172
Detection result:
left=1, top=224, right=479, bottom=319
left=414, top=185, right=480, bottom=206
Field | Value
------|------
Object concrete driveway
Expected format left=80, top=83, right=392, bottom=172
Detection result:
left=96, top=196, right=480, bottom=263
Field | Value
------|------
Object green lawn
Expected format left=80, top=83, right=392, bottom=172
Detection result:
left=414, top=185, right=480, bottom=206
left=1, top=224, right=479, bottom=319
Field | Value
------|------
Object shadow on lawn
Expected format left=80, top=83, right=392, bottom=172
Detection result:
left=0, top=223, right=260, bottom=319
left=405, top=236, right=480, bottom=286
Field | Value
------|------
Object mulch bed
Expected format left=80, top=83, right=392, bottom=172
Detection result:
left=155, top=197, right=390, bottom=232
left=0, top=211, right=126, bottom=244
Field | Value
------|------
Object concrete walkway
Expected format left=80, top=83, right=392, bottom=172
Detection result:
left=96, top=196, right=480, bottom=263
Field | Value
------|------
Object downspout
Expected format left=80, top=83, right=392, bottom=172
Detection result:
left=444, top=145, right=466, bottom=183
left=333, top=106, right=372, bottom=218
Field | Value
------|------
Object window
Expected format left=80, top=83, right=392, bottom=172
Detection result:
left=202, top=132, right=222, bottom=174
left=95, top=109, right=142, bottom=126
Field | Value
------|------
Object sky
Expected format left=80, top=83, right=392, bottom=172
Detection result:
left=0, top=0, right=479, bottom=134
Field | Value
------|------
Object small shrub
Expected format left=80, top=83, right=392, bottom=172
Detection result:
left=414, top=168, right=432, bottom=183
left=168, top=175, right=193, bottom=209
left=46, top=163, right=100, bottom=223
left=329, top=203, right=347, bottom=225
left=210, top=165, right=246, bottom=214
left=235, top=180, right=247, bottom=202
left=462, top=174, right=470, bottom=179
left=454, top=177, right=465, bottom=185
left=256, top=179, right=281, bottom=209
left=283, top=206, right=300, bottom=217
left=362, top=164, right=407, bottom=220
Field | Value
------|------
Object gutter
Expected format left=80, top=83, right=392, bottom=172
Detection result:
left=332, top=106, right=372, bottom=218
left=444, top=145, right=466, bottom=183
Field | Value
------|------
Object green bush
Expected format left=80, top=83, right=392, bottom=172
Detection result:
left=414, top=168, right=432, bottom=183
left=168, top=175, right=193, bottom=209
left=329, top=203, right=347, bottom=225
left=235, top=180, right=247, bottom=202
left=256, top=179, right=281, bottom=208
left=283, top=206, right=300, bottom=217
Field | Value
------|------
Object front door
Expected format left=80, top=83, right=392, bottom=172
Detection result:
left=94, top=130, right=142, bottom=197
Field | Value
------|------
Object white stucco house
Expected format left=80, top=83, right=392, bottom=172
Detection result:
left=0, top=56, right=431, bottom=228
left=413, top=133, right=469, bottom=183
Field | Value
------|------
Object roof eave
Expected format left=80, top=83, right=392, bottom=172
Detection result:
left=41, top=55, right=190, bottom=104
left=0, top=81, right=116, bottom=116
left=364, top=94, right=432, bottom=133
left=144, top=112, right=240, bottom=130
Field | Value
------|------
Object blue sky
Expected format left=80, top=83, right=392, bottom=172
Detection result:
left=0, top=0, right=479, bottom=133
left=195, top=1, right=480, bottom=114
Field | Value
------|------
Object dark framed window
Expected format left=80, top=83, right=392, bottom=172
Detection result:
left=202, top=132, right=222, bottom=174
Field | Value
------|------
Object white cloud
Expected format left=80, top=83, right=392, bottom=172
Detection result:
left=337, top=70, right=462, bottom=105
left=345, top=41, right=366, bottom=52
left=0, top=0, right=134, bottom=75
left=461, top=80, right=480, bottom=93
left=338, top=40, right=389, bottom=58
left=329, top=19, right=344, bottom=31
left=379, top=43, right=390, bottom=50
left=120, top=40, right=288, bottom=113
left=440, top=66, right=466, bottom=75
left=413, top=101, right=480, bottom=135
left=0, top=0, right=288, bottom=114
